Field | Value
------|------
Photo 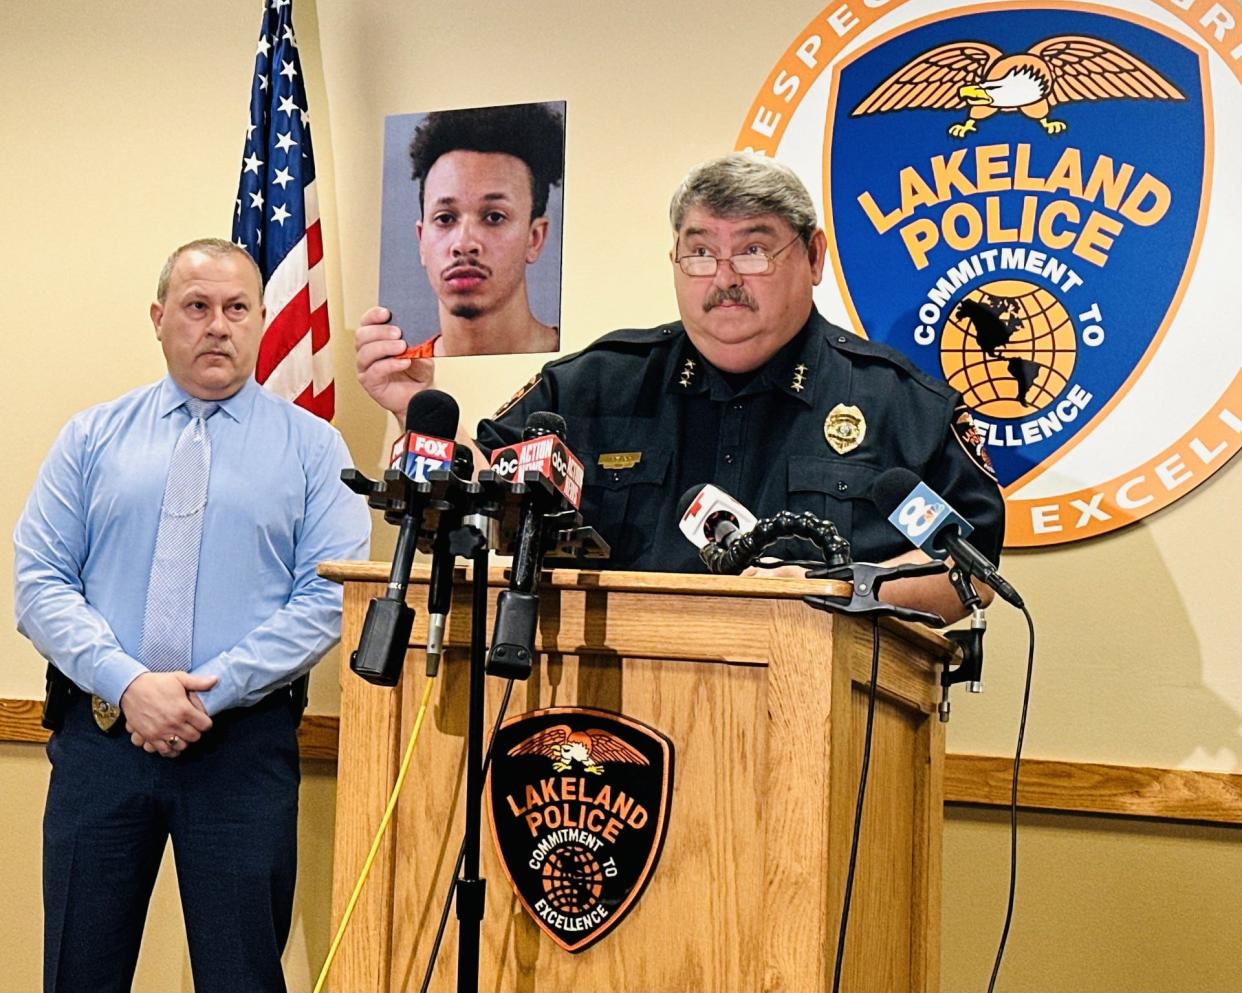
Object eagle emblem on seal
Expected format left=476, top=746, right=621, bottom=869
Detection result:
left=508, top=725, right=651, bottom=775
left=851, top=35, right=1184, bottom=137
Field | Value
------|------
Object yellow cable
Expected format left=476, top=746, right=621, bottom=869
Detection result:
left=312, top=676, right=436, bottom=993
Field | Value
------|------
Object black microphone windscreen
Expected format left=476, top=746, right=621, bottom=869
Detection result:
left=405, top=389, right=460, bottom=437
left=523, top=410, right=566, bottom=440
left=870, top=467, right=921, bottom=516
left=452, top=445, right=475, bottom=478
left=676, top=485, right=706, bottom=521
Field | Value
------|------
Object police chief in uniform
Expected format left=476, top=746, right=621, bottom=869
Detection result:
left=355, top=153, right=1003, bottom=621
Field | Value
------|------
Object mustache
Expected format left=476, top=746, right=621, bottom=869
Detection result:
left=703, top=286, right=758, bottom=312
left=197, top=344, right=236, bottom=358
left=442, top=262, right=491, bottom=280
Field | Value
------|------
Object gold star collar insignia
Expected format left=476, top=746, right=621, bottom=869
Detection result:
left=678, top=357, right=697, bottom=389
left=791, top=363, right=808, bottom=392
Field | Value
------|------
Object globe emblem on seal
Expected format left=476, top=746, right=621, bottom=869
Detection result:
left=940, top=279, right=1077, bottom=419
left=540, top=843, right=604, bottom=914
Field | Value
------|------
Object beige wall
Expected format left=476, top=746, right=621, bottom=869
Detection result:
left=1, top=1, right=1239, bottom=991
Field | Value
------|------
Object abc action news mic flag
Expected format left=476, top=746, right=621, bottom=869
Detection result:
left=231, top=0, right=333, bottom=419
left=489, top=431, right=585, bottom=510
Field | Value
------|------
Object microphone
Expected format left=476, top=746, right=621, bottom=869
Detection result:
left=351, top=390, right=459, bottom=686
left=487, top=414, right=584, bottom=511
left=424, top=444, right=475, bottom=677
left=677, top=484, right=850, bottom=574
left=486, top=412, right=579, bottom=679
left=870, top=468, right=1023, bottom=608
left=677, top=484, right=757, bottom=552
left=389, top=398, right=458, bottom=482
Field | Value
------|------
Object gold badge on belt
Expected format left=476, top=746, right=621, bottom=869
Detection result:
left=824, top=403, right=866, bottom=455
left=91, top=695, right=122, bottom=733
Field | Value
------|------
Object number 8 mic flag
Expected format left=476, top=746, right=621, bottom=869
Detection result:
left=231, top=0, right=333, bottom=419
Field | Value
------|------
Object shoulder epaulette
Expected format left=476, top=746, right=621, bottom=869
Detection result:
left=582, top=324, right=682, bottom=350
left=541, top=323, right=682, bottom=369
left=821, top=321, right=957, bottom=401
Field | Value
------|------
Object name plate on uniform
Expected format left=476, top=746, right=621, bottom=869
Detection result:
left=597, top=452, right=642, bottom=471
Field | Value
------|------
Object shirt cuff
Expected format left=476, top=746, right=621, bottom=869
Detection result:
left=191, top=662, right=239, bottom=717
left=98, top=654, right=151, bottom=709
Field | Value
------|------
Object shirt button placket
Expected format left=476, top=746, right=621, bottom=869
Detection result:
left=718, top=396, right=746, bottom=493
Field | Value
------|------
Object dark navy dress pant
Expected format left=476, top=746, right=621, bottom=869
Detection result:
left=42, top=690, right=300, bottom=993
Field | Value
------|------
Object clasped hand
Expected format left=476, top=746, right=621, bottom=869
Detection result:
left=120, top=671, right=218, bottom=759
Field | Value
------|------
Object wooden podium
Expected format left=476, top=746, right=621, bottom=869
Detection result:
left=321, top=562, right=952, bottom=993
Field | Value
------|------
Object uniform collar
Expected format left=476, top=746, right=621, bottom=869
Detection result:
left=664, top=310, right=825, bottom=407
left=157, top=375, right=257, bottom=423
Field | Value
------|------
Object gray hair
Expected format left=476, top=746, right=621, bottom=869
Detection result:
left=156, top=238, right=263, bottom=303
left=668, top=153, right=818, bottom=246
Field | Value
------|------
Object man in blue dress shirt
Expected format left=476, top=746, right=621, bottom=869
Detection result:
left=13, top=238, right=371, bottom=993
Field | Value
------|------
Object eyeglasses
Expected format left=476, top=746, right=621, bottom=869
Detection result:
left=674, top=235, right=801, bottom=277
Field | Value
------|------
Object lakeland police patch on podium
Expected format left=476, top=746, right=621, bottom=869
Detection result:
left=486, top=708, right=674, bottom=952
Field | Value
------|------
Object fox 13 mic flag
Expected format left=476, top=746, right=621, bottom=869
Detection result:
left=231, top=0, right=333, bottom=419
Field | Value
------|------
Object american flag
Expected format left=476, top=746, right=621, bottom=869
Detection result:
left=232, top=0, right=333, bottom=419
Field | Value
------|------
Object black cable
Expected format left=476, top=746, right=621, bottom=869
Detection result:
left=419, top=678, right=515, bottom=993
left=831, top=617, right=881, bottom=993
left=987, top=604, right=1036, bottom=993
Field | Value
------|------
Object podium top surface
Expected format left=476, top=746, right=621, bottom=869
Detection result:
left=318, top=560, right=953, bottom=656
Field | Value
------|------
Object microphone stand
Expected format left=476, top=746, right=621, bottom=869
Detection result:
left=428, top=471, right=609, bottom=991
left=341, top=467, right=431, bottom=685
left=450, top=506, right=491, bottom=993
left=938, top=564, right=987, bottom=723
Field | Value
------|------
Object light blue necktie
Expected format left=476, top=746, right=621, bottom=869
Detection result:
left=139, top=398, right=219, bottom=672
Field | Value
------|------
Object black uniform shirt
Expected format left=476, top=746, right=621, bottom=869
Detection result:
left=476, top=309, right=1004, bottom=573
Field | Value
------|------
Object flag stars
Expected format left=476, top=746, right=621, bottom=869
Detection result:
left=276, top=94, right=299, bottom=117
left=249, top=190, right=265, bottom=210
left=256, top=35, right=271, bottom=58
left=271, top=203, right=291, bottom=226
left=272, top=166, right=294, bottom=189
left=243, top=152, right=264, bottom=175
left=274, top=131, right=298, bottom=153
left=246, top=121, right=257, bottom=140
left=258, top=73, right=269, bottom=92
left=280, top=59, right=297, bottom=81
left=282, top=24, right=297, bottom=46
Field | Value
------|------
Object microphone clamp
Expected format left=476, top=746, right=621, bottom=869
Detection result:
left=805, top=558, right=948, bottom=628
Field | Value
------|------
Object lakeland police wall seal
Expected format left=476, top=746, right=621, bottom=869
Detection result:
left=737, top=0, right=1242, bottom=547
left=486, top=707, right=674, bottom=953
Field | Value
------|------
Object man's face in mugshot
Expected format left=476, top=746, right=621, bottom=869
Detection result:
left=417, top=150, right=549, bottom=321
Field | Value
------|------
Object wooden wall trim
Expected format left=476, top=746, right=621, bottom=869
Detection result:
left=0, top=697, right=339, bottom=761
left=944, top=753, right=1242, bottom=826
left=4, top=697, right=1241, bottom=825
